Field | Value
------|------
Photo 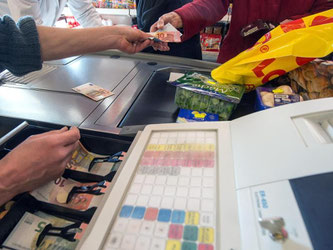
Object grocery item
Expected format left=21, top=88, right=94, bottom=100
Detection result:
left=171, top=72, right=245, bottom=120
left=256, top=85, right=302, bottom=110
left=176, top=109, right=219, bottom=123
left=211, top=9, right=333, bottom=92
left=289, top=59, right=333, bottom=100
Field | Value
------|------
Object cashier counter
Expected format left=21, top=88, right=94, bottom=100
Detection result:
left=0, top=52, right=333, bottom=250
left=0, top=51, right=222, bottom=135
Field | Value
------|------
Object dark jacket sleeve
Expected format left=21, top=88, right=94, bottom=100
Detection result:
left=0, top=15, right=42, bottom=76
left=289, top=0, right=333, bottom=20
left=174, top=0, right=228, bottom=41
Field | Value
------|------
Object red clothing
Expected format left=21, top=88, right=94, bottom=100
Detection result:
left=175, top=0, right=333, bottom=63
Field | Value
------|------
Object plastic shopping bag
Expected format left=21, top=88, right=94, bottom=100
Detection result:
left=211, top=9, right=333, bottom=92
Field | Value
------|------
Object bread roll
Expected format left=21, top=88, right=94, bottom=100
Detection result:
left=308, top=92, right=319, bottom=99
left=319, top=88, right=333, bottom=98
left=262, top=92, right=274, bottom=107
left=311, top=76, right=330, bottom=92
left=303, top=63, right=317, bottom=81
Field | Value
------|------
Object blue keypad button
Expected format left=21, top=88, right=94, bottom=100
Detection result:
left=132, top=206, right=146, bottom=219
left=171, top=210, right=185, bottom=224
left=158, top=209, right=172, bottom=222
left=119, top=205, right=133, bottom=218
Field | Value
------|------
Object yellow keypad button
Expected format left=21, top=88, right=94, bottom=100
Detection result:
left=166, top=240, right=181, bottom=250
left=199, top=227, right=215, bottom=244
left=185, top=212, right=200, bottom=225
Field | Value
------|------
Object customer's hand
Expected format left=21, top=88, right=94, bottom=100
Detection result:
left=0, top=127, right=80, bottom=205
left=111, top=26, right=154, bottom=54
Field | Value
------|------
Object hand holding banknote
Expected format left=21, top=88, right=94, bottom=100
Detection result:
left=150, top=13, right=184, bottom=51
left=0, top=127, right=80, bottom=206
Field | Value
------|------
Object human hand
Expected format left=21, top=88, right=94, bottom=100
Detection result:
left=0, top=127, right=80, bottom=204
left=150, top=11, right=183, bottom=32
left=149, top=12, right=183, bottom=52
left=111, top=26, right=154, bottom=54
left=280, top=19, right=293, bottom=24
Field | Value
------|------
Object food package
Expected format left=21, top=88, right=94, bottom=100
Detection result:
left=176, top=109, right=219, bottom=123
left=211, top=9, right=333, bottom=92
left=255, top=85, right=302, bottom=110
left=170, top=72, right=245, bottom=120
left=289, top=59, right=333, bottom=100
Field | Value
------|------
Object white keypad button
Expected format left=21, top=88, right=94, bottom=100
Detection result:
left=203, top=168, right=214, bottom=177
left=192, top=168, right=203, bottom=177
left=180, top=168, right=191, bottom=176
left=155, top=176, right=167, bottom=185
left=167, top=176, right=178, bottom=185
left=150, top=238, right=166, bottom=250
left=190, top=177, right=202, bottom=187
left=164, top=186, right=176, bottom=196
left=161, top=197, right=173, bottom=209
left=203, top=177, right=214, bottom=187
left=174, top=197, right=187, bottom=210
left=202, top=188, right=214, bottom=199
left=201, top=199, right=214, bottom=212
left=178, top=177, right=190, bottom=186
left=125, top=194, right=138, bottom=205
left=135, top=236, right=151, bottom=250
left=152, top=185, right=164, bottom=195
left=189, top=187, right=201, bottom=198
left=187, top=198, right=200, bottom=210
left=113, top=218, right=128, bottom=232
left=127, top=220, right=142, bottom=234
left=129, top=184, right=141, bottom=194
left=201, top=213, right=214, bottom=227
left=134, top=175, right=145, bottom=184
left=106, top=232, right=122, bottom=248
left=137, top=195, right=149, bottom=206
left=141, top=185, right=153, bottom=195
left=149, top=196, right=161, bottom=207
left=141, top=221, right=155, bottom=235
left=154, top=223, right=169, bottom=237
left=176, top=187, right=188, bottom=197
left=120, top=235, right=136, bottom=250
left=145, top=175, right=156, bottom=184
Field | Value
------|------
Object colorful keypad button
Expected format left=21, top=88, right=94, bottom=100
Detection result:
left=144, top=207, right=159, bottom=221
left=185, top=212, right=200, bottom=225
left=198, top=244, right=214, bottom=250
left=168, top=224, right=184, bottom=239
left=171, top=210, right=185, bottom=224
left=199, top=227, right=214, bottom=244
left=182, top=241, right=197, bottom=250
left=166, top=240, right=181, bottom=250
left=158, top=209, right=172, bottom=222
left=132, top=206, right=146, bottom=219
left=119, top=205, right=133, bottom=218
left=183, top=226, right=198, bottom=241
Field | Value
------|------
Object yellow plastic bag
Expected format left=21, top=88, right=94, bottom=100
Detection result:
left=211, top=9, right=333, bottom=92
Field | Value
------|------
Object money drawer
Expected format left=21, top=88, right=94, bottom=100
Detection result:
left=0, top=122, right=134, bottom=249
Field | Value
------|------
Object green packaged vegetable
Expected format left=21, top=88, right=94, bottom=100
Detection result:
left=171, top=72, right=245, bottom=120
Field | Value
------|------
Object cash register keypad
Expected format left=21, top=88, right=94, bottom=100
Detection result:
left=104, top=131, right=217, bottom=250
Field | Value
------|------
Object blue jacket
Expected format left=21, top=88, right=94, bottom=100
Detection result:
left=0, top=16, right=41, bottom=76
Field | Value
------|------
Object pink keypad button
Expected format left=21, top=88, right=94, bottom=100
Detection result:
left=199, top=244, right=214, bottom=250
left=168, top=224, right=184, bottom=239
left=144, top=207, right=159, bottom=221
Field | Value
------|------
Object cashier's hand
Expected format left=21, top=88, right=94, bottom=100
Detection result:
left=149, top=11, right=183, bottom=52
left=0, top=127, right=80, bottom=205
left=111, top=26, right=154, bottom=54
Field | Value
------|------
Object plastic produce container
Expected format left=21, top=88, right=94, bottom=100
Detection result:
left=171, top=72, right=245, bottom=120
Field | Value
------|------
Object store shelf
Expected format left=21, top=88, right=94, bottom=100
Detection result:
left=95, top=8, right=136, bottom=16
